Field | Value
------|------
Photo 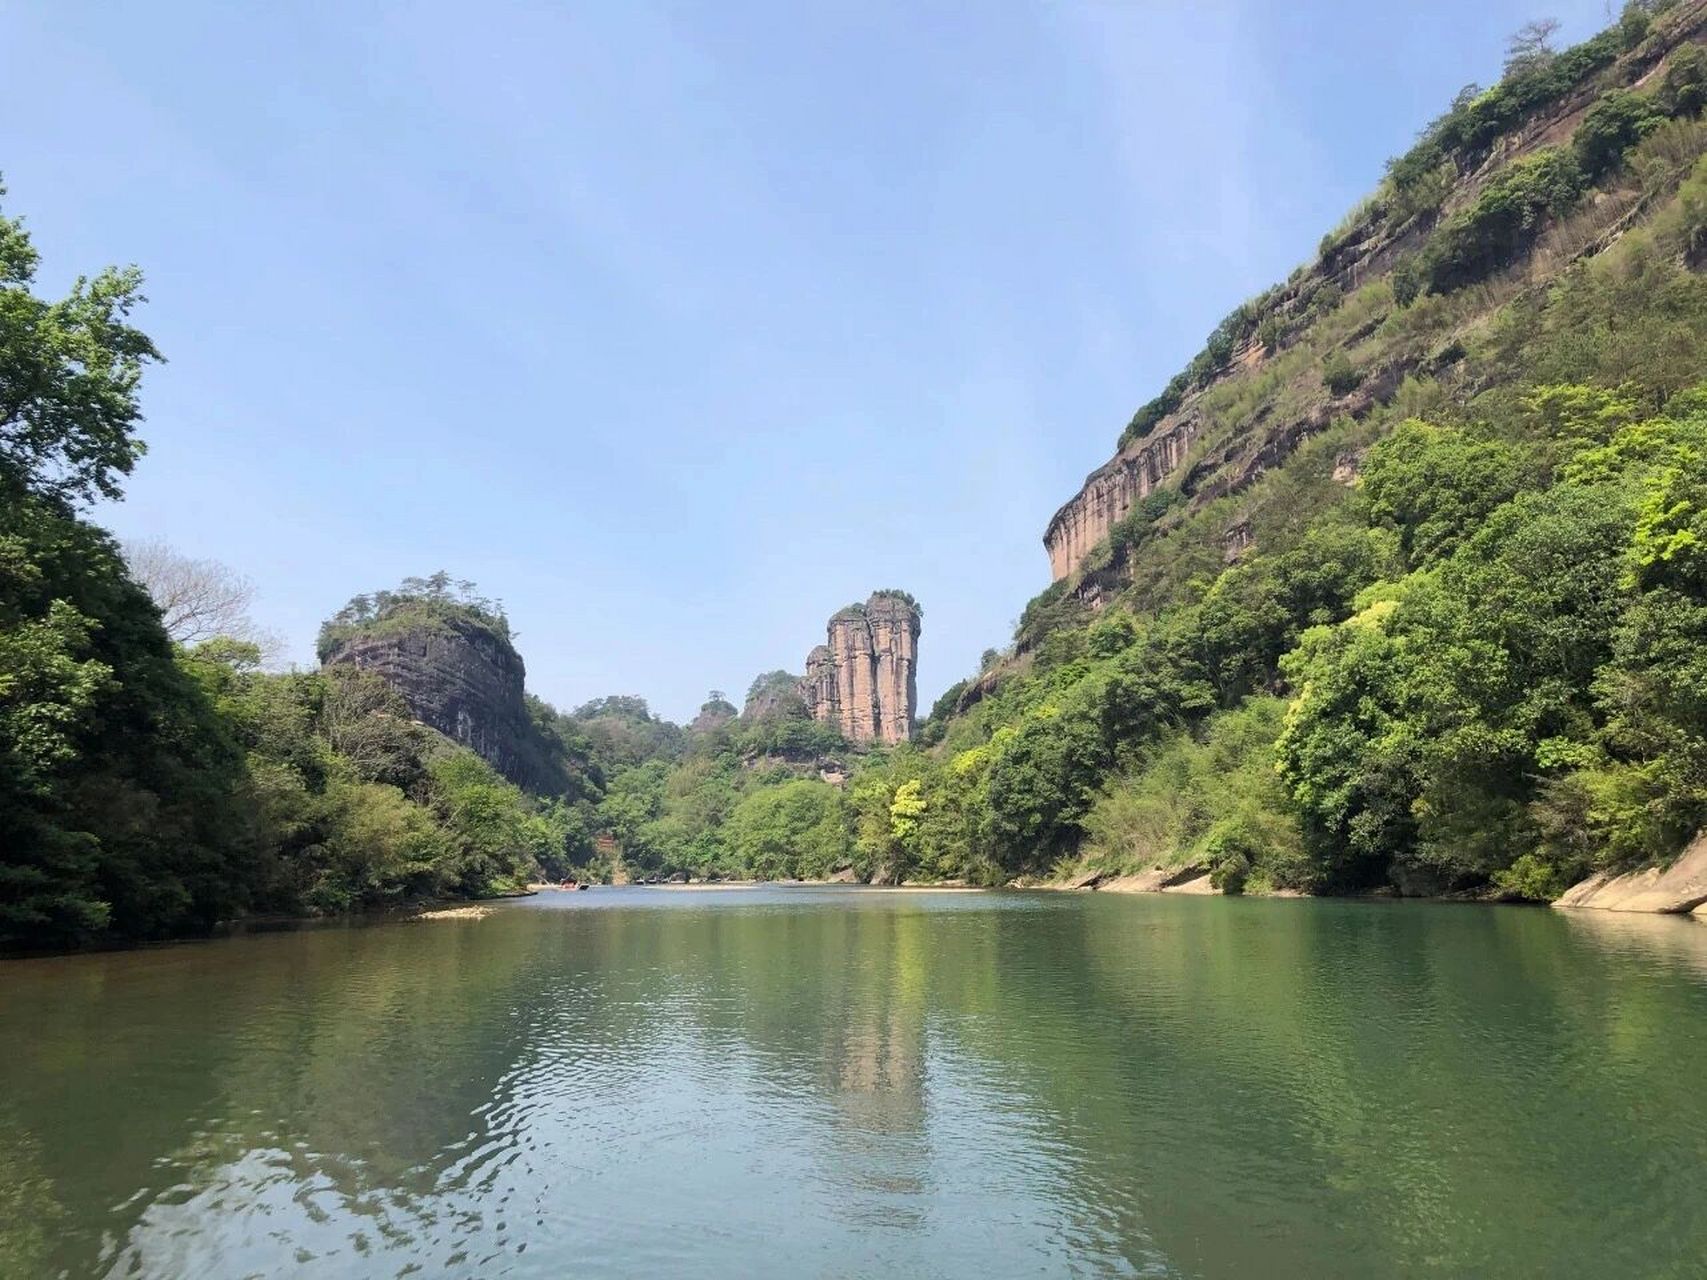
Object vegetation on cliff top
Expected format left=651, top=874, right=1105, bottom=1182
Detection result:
left=316, top=573, right=513, bottom=661
left=1120, top=1, right=1705, bottom=450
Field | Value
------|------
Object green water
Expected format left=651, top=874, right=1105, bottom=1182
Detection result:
left=3, top=888, right=1706, bottom=1278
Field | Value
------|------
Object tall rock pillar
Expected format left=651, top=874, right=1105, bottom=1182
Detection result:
left=828, top=607, right=878, bottom=742
left=866, top=594, right=920, bottom=746
left=799, top=592, right=921, bottom=745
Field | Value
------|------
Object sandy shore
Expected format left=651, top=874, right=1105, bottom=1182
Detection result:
left=649, top=881, right=762, bottom=890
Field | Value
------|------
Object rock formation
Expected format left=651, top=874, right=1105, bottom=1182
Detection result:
left=1553, top=832, right=1707, bottom=914
left=802, top=645, right=840, bottom=725
left=866, top=593, right=921, bottom=744
left=743, top=670, right=807, bottom=721
left=689, top=695, right=738, bottom=735
left=321, top=614, right=556, bottom=790
left=1044, top=419, right=1199, bottom=581
left=799, top=592, right=920, bottom=745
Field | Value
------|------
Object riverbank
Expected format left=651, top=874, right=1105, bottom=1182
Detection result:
left=1, top=888, right=538, bottom=960
left=1034, top=834, right=1707, bottom=918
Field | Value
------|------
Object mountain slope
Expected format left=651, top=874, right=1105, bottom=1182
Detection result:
left=861, top=1, right=1707, bottom=900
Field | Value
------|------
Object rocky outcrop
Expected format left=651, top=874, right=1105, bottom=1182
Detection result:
left=829, top=607, right=880, bottom=741
left=743, top=670, right=806, bottom=721
left=321, top=615, right=554, bottom=790
left=802, top=645, right=840, bottom=725
left=799, top=592, right=921, bottom=745
left=866, top=593, right=920, bottom=745
left=689, top=697, right=737, bottom=735
left=1221, top=518, right=1255, bottom=563
left=1044, top=419, right=1199, bottom=580
left=1553, top=833, right=1707, bottom=914
left=1094, top=862, right=1210, bottom=894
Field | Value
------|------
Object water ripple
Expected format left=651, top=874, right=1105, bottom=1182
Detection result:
left=1, top=889, right=1704, bottom=1276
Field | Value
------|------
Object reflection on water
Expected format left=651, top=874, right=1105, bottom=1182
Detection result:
left=2, top=888, right=1705, bottom=1278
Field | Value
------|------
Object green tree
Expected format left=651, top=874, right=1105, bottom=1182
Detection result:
left=1573, top=90, right=1660, bottom=182
left=1361, top=421, right=1533, bottom=567
left=1660, top=42, right=1707, bottom=117
left=0, top=184, right=160, bottom=508
left=724, top=780, right=848, bottom=880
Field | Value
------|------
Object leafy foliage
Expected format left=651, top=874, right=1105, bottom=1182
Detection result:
left=0, top=183, right=159, bottom=508
left=316, top=572, right=510, bottom=660
left=1424, top=148, right=1586, bottom=292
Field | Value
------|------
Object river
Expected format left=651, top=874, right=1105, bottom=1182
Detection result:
left=2, top=887, right=1704, bottom=1278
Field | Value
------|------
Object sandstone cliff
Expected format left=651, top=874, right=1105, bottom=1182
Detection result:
left=321, top=611, right=558, bottom=790
left=1044, top=419, right=1199, bottom=580
left=799, top=592, right=921, bottom=745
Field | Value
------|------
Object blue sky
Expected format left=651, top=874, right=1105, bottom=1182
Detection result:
left=5, top=0, right=1609, bottom=722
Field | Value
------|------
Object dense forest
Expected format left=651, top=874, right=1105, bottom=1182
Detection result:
left=4, top=3, right=1707, bottom=950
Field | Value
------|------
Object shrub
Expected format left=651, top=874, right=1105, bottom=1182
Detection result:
left=1618, top=2, right=1652, bottom=50
left=1491, top=850, right=1573, bottom=900
left=1204, top=820, right=1258, bottom=894
left=1573, top=90, right=1661, bottom=182
left=1123, top=374, right=1188, bottom=444
left=1424, top=148, right=1584, bottom=292
left=1305, top=281, right=1344, bottom=321
left=1660, top=42, right=1707, bottom=117
left=1323, top=352, right=1363, bottom=396
left=1391, top=258, right=1422, bottom=307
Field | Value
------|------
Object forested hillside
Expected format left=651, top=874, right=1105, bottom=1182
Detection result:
left=851, top=0, right=1707, bottom=897
left=6, top=3, right=1707, bottom=951
left=555, top=2, right=1707, bottom=899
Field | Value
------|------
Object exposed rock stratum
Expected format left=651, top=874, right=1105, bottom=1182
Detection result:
left=321, top=616, right=555, bottom=790
left=799, top=592, right=921, bottom=745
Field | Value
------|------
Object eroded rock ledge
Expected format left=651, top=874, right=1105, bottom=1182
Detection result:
left=1044, top=418, right=1200, bottom=581
left=1554, top=833, right=1707, bottom=915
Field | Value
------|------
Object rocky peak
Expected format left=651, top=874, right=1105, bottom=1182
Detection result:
left=798, top=592, right=921, bottom=745
left=318, top=583, right=562, bottom=791
left=690, top=693, right=738, bottom=734
left=322, top=615, right=545, bottom=783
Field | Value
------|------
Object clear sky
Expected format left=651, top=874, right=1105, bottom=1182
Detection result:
left=4, top=0, right=1610, bottom=723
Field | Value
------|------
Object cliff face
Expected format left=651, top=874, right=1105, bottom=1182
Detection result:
left=799, top=593, right=921, bottom=745
left=866, top=593, right=921, bottom=745
left=321, top=616, right=550, bottom=788
left=1044, top=418, right=1200, bottom=579
left=802, top=646, right=840, bottom=727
